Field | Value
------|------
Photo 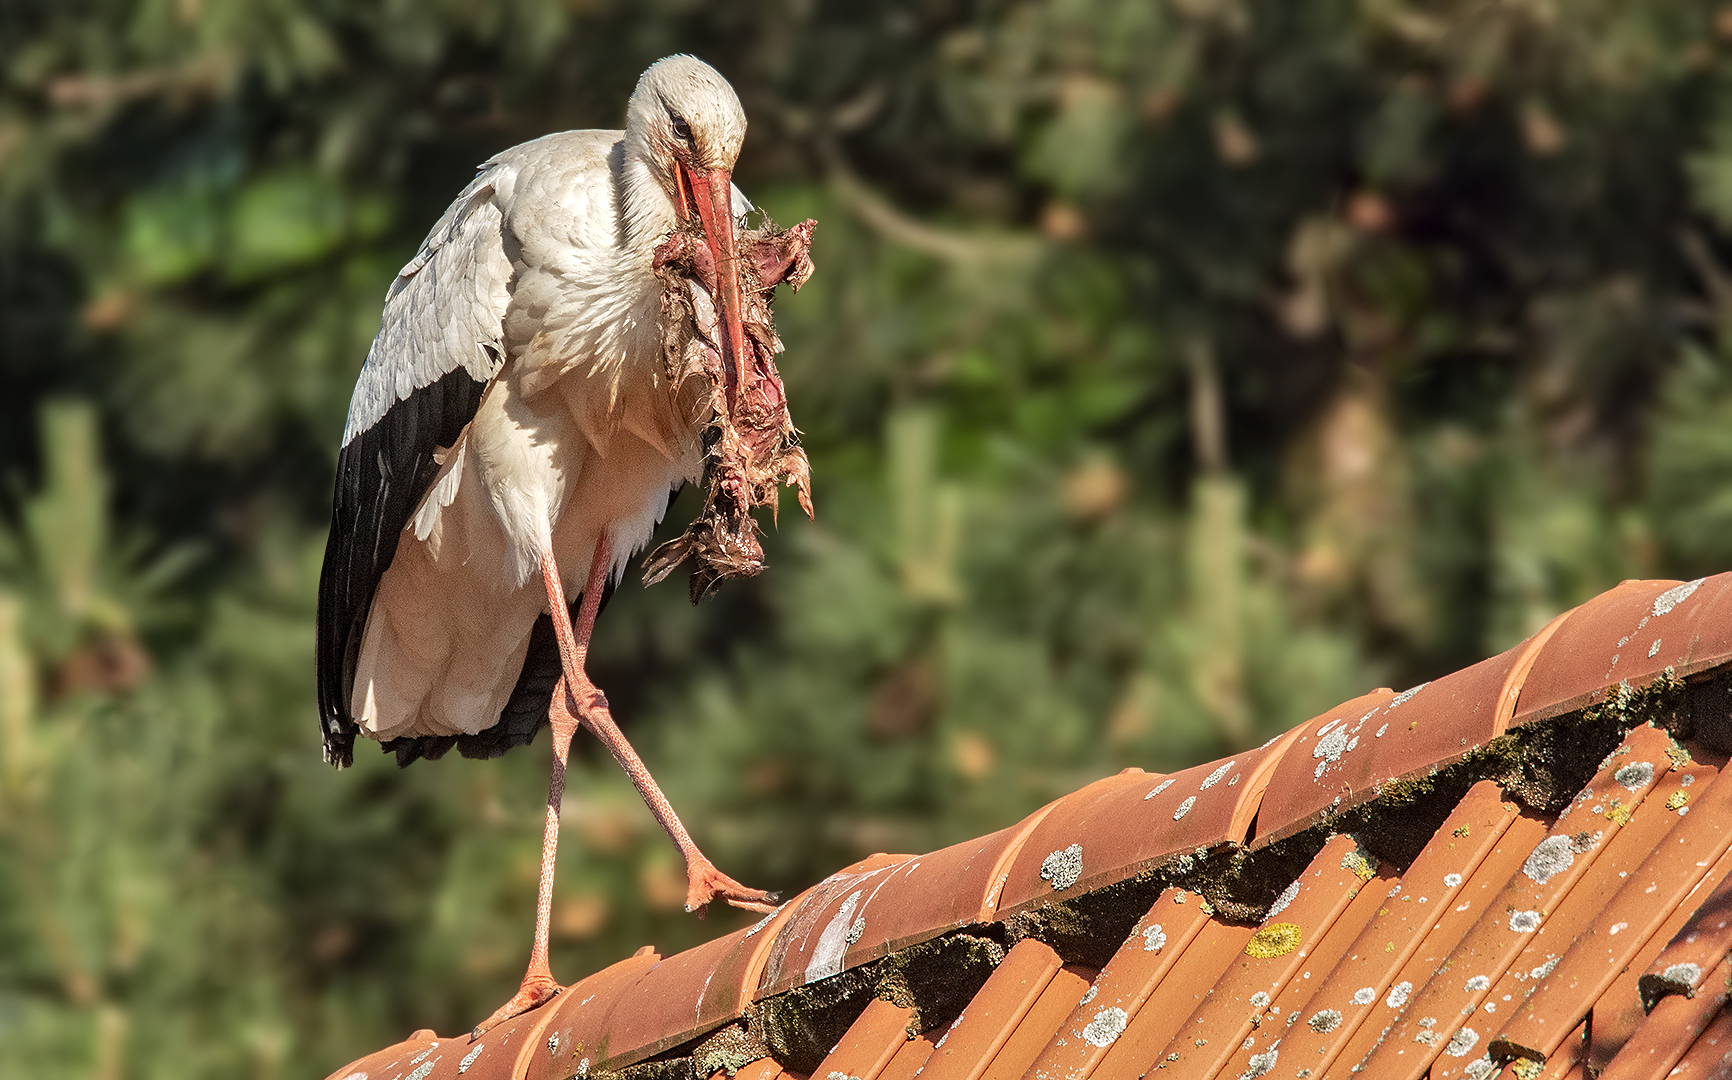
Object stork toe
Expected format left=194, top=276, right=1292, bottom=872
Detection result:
left=684, top=857, right=779, bottom=914
left=471, top=973, right=562, bottom=1040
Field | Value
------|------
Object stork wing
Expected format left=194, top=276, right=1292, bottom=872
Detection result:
left=316, top=164, right=514, bottom=767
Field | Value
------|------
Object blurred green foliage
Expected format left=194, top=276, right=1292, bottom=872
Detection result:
left=6, top=0, right=1732, bottom=1074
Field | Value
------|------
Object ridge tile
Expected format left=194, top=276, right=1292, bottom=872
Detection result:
left=1516, top=576, right=1731, bottom=726
left=520, top=947, right=662, bottom=1080
left=996, top=746, right=1288, bottom=917
left=1243, top=689, right=1393, bottom=849
left=1252, top=649, right=1527, bottom=850
left=756, top=854, right=916, bottom=998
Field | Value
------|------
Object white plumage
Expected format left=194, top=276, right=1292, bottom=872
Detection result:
left=316, top=55, right=791, bottom=1035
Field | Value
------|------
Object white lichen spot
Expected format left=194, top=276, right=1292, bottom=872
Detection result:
left=578, top=1058, right=591, bottom=1077
left=1653, top=579, right=1704, bottom=616
left=744, top=907, right=781, bottom=937
left=1174, top=796, right=1197, bottom=820
left=1510, top=910, right=1542, bottom=933
left=1683, top=773, right=1697, bottom=786
left=1201, top=761, right=1237, bottom=789
left=806, top=890, right=865, bottom=982
left=1241, top=1046, right=1279, bottom=1078
left=1313, top=727, right=1352, bottom=779
left=1079, top=984, right=1099, bottom=1006
left=458, top=1045, right=485, bottom=1075
left=548, top=1032, right=561, bottom=1056
left=1309, top=1010, right=1343, bottom=1034
left=1388, top=883, right=1402, bottom=897
left=1528, top=955, right=1560, bottom=980
left=1444, top=873, right=1462, bottom=888
left=1230, top=774, right=1240, bottom=785
left=1242, top=1037, right=1255, bottom=1050
left=1464, top=1056, right=1498, bottom=1080
left=1143, top=923, right=1168, bottom=952
left=1523, top=835, right=1576, bottom=884
left=1650, top=639, right=1663, bottom=658
left=1353, top=987, right=1377, bottom=1006
left=1663, top=962, right=1703, bottom=986
left=1446, top=1028, right=1479, bottom=1057
left=1376, top=723, right=1388, bottom=738
left=1418, top=1017, right=1437, bottom=1028
left=1250, top=991, right=1271, bottom=1008
left=405, top=1059, right=442, bottom=1080
left=1386, top=981, right=1413, bottom=1008
left=1081, top=1007, right=1128, bottom=1047
left=1464, top=975, right=1490, bottom=992
left=1610, top=922, right=1628, bottom=935
left=1483, top=1002, right=1496, bottom=1013
left=1615, top=762, right=1655, bottom=791
left=1387, top=683, right=1429, bottom=708
left=1041, top=844, right=1084, bottom=891
left=1145, top=777, right=1177, bottom=800
left=1268, top=880, right=1302, bottom=919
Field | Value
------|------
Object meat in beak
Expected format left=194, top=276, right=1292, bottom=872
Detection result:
left=681, top=161, right=748, bottom=411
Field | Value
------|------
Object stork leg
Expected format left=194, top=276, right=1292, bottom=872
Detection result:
left=472, top=534, right=775, bottom=1038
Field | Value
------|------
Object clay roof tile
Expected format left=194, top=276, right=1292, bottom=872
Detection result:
left=322, top=575, right=1732, bottom=1080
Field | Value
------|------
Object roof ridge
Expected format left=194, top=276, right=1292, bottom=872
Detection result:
left=324, top=572, right=1732, bottom=1080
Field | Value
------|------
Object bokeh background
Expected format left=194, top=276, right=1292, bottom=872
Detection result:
left=6, top=1, right=1732, bottom=1075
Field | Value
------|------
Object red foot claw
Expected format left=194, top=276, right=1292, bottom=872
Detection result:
left=684, top=859, right=778, bottom=915
left=471, top=976, right=562, bottom=1040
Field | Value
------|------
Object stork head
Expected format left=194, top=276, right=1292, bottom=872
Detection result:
left=627, top=55, right=752, bottom=417
left=626, top=55, right=747, bottom=188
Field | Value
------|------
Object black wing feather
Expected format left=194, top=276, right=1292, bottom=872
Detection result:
left=315, top=367, right=487, bottom=767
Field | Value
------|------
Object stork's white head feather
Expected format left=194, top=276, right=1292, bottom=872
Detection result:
left=625, top=55, right=747, bottom=194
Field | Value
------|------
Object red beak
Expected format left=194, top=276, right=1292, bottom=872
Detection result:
left=680, top=161, right=748, bottom=411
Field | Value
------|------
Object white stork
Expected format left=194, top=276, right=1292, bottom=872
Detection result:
left=315, top=55, right=804, bottom=1034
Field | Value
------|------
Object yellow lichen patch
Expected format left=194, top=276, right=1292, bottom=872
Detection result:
left=1341, top=848, right=1378, bottom=882
left=1246, top=923, right=1303, bottom=959
left=1667, top=790, right=1690, bottom=811
left=1510, top=1056, right=1544, bottom=1079
left=1604, top=798, right=1632, bottom=825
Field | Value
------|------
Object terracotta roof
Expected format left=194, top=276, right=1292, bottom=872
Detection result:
left=323, top=574, right=1732, bottom=1080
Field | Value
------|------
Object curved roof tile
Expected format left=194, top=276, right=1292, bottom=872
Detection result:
left=323, top=572, right=1732, bottom=1080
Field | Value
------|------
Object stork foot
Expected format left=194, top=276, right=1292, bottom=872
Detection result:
left=471, top=972, right=562, bottom=1040
left=685, top=855, right=780, bottom=915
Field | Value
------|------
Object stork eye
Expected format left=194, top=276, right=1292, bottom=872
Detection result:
left=671, top=115, right=693, bottom=142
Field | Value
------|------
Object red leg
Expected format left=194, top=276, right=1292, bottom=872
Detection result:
left=472, top=535, right=775, bottom=1039
left=472, top=683, right=579, bottom=1038
left=551, top=534, right=777, bottom=915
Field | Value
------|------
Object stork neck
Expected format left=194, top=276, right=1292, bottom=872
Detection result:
left=619, top=150, right=679, bottom=257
